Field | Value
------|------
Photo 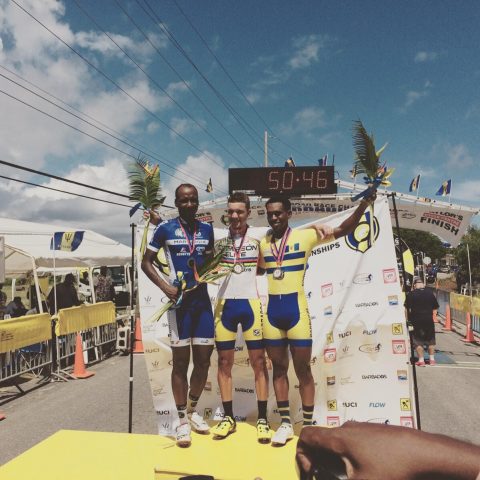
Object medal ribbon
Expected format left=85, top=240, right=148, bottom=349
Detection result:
left=230, top=226, right=248, bottom=265
left=178, top=218, right=197, bottom=256
left=270, top=227, right=291, bottom=267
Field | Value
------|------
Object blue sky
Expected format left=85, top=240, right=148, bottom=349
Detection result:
left=0, top=0, right=479, bottom=243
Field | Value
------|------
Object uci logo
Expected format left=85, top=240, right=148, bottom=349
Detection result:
left=345, top=211, right=379, bottom=253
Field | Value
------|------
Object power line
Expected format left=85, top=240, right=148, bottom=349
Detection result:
left=170, top=0, right=316, bottom=164
left=0, top=63, right=228, bottom=192
left=113, top=0, right=260, bottom=167
left=71, top=0, right=247, bottom=170
left=9, top=0, right=233, bottom=174
left=0, top=157, right=129, bottom=198
left=0, top=174, right=133, bottom=208
left=171, top=0, right=270, bottom=133
left=0, top=72, right=225, bottom=192
left=138, top=0, right=267, bottom=161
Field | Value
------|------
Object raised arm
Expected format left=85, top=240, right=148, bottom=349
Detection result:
left=333, top=193, right=376, bottom=239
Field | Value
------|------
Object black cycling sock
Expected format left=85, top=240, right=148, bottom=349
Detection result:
left=257, top=400, right=268, bottom=420
left=222, top=400, right=234, bottom=419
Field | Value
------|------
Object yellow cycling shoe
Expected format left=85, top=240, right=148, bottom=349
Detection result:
left=211, top=416, right=236, bottom=438
left=256, top=418, right=271, bottom=444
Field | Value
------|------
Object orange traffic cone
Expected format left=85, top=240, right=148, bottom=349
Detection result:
left=0, top=411, right=5, bottom=421
left=133, top=318, right=144, bottom=354
left=72, top=333, right=95, bottom=379
left=462, top=312, right=475, bottom=343
left=443, top=304, right=453, bottom=331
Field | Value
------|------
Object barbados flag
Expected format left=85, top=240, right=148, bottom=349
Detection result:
left=409, top=174, right=420, bottom=192
left=435, top=179, right=451, bottom=196
left=205, top=178, right=213, bottom=193
left=50, top=231, right=85, bottom=252
left=318, top=154, right=328, bottom=166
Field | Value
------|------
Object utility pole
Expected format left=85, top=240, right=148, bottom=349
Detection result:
left=264, top=130, right=268, bottom=167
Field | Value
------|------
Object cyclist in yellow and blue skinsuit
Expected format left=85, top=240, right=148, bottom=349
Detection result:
left=259, top=193, right=376, bottom=446
left=210, top=192, right=271, bottom=442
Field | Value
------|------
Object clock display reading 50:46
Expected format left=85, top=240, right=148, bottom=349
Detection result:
left=228, top=166, right=337, bottom=197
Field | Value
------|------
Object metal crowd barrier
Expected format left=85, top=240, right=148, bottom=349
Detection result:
left=0, top=314, right=53, bottom=388
left=55, top=302, right=117, bottom=375
left=435, top=288, right=480, bottom=335
left=0, top=303, right=124, bottom=387
left=432, top=288, right=449, bottom=317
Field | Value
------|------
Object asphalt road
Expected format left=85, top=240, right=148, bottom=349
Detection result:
left=0, top=326, right=479, bottom=466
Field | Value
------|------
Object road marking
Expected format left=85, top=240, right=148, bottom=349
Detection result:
left=428, top=364, right=480, bottom=370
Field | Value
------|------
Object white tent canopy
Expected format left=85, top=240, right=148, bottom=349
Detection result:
left=0, top=217, right=131, bottom=277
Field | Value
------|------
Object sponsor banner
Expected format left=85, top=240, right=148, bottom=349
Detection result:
left=56, top=302, right=115, bottom=335
left=139, top=199, right=416, bottom=435
left=161, top=196, right=477, bottom=247
left=450, top=292, right=480, bottom=316
left=0, top=313, right=51, bottom=353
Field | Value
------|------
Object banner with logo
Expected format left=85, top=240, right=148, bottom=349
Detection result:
left=138, top=199, right=416, bottom=435
left=161, top=195, right=476, bottom=247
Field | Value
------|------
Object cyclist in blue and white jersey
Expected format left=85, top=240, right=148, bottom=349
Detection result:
left=142, top=184, right=214, bottom=448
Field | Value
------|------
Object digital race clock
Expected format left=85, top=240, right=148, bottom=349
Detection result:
left=229, top=166, right=337, bottom=197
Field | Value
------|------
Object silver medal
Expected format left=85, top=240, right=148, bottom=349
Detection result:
left=233, top=263, right=245, bottom=274
left=272, top=268, right=284, bottom=280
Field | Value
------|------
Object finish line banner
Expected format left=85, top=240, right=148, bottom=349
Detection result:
left=165, top=196, right=475, bottom=247
left=137, top=199, right=416, bottom=435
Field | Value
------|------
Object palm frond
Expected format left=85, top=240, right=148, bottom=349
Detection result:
left=194, top=239, right=231, bottom=283
left=128, top=155, right=164, bottom=210
left=352, top=120, right=382, bottom=180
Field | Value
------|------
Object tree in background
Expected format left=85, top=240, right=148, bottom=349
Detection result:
left=454, top=226, right=480, bottom=292
left=398, top=228, right=446, bottom=264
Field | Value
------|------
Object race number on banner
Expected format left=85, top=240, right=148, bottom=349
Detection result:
left=137, top=199, right=416, bottom=435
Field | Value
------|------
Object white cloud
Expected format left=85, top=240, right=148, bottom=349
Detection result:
left=162, top=151, right=228, bottom=204
left=210, top=34, right=221, bottom=52
left=465, top=103, right=480, bottom=120
left=399, top=80, right=432, bottom=112
left=0, top=0, right=173, bottom=168
left=288, top=34, right=328, bottom=70
left=0, top=1, right=176, bottom=243
left=169, top=116, right=204, bottom=139
left=278, top=106, right=331, bottom=137
left=448, top=180, right=480, bottom=203
left=411, top=165, right=435, bottom=178
left=445, top=143, right=474, bottom=169
left=0, top=157, right=132, bottom=243
left=245, top=92, right=261, bottom=104
left=414, top=51, right=439, bottom=63
left=74, top=30, right=155, bottom=60
left=249, top=34, right=334, bottom=102
left=147, top=122, right=160, bottom=134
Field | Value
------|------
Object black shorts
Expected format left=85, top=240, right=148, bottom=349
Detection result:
left=412, top=325, right=436, bottom=348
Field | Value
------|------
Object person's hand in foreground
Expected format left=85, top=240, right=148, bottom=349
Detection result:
left=296, top=421, right=480, bottom=480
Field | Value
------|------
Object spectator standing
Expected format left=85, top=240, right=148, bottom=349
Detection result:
left=47, top=273, right=81, bottom=314
left=404, top=277, right=439, bottom=366
left=95, top=266, right=114, bottom=302
left=0, top=283, right=7, bottom=319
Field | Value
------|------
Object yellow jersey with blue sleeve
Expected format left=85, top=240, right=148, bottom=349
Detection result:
left=258, top=228, right=333, bottom=347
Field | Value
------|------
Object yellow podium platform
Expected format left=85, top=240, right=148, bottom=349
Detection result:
left=0, top=424, right=300, bottom=480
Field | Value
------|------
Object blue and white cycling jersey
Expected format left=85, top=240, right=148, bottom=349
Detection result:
left=148, top=217, right=214, bottom=291
left=147, top=217, right=215, bottom=347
